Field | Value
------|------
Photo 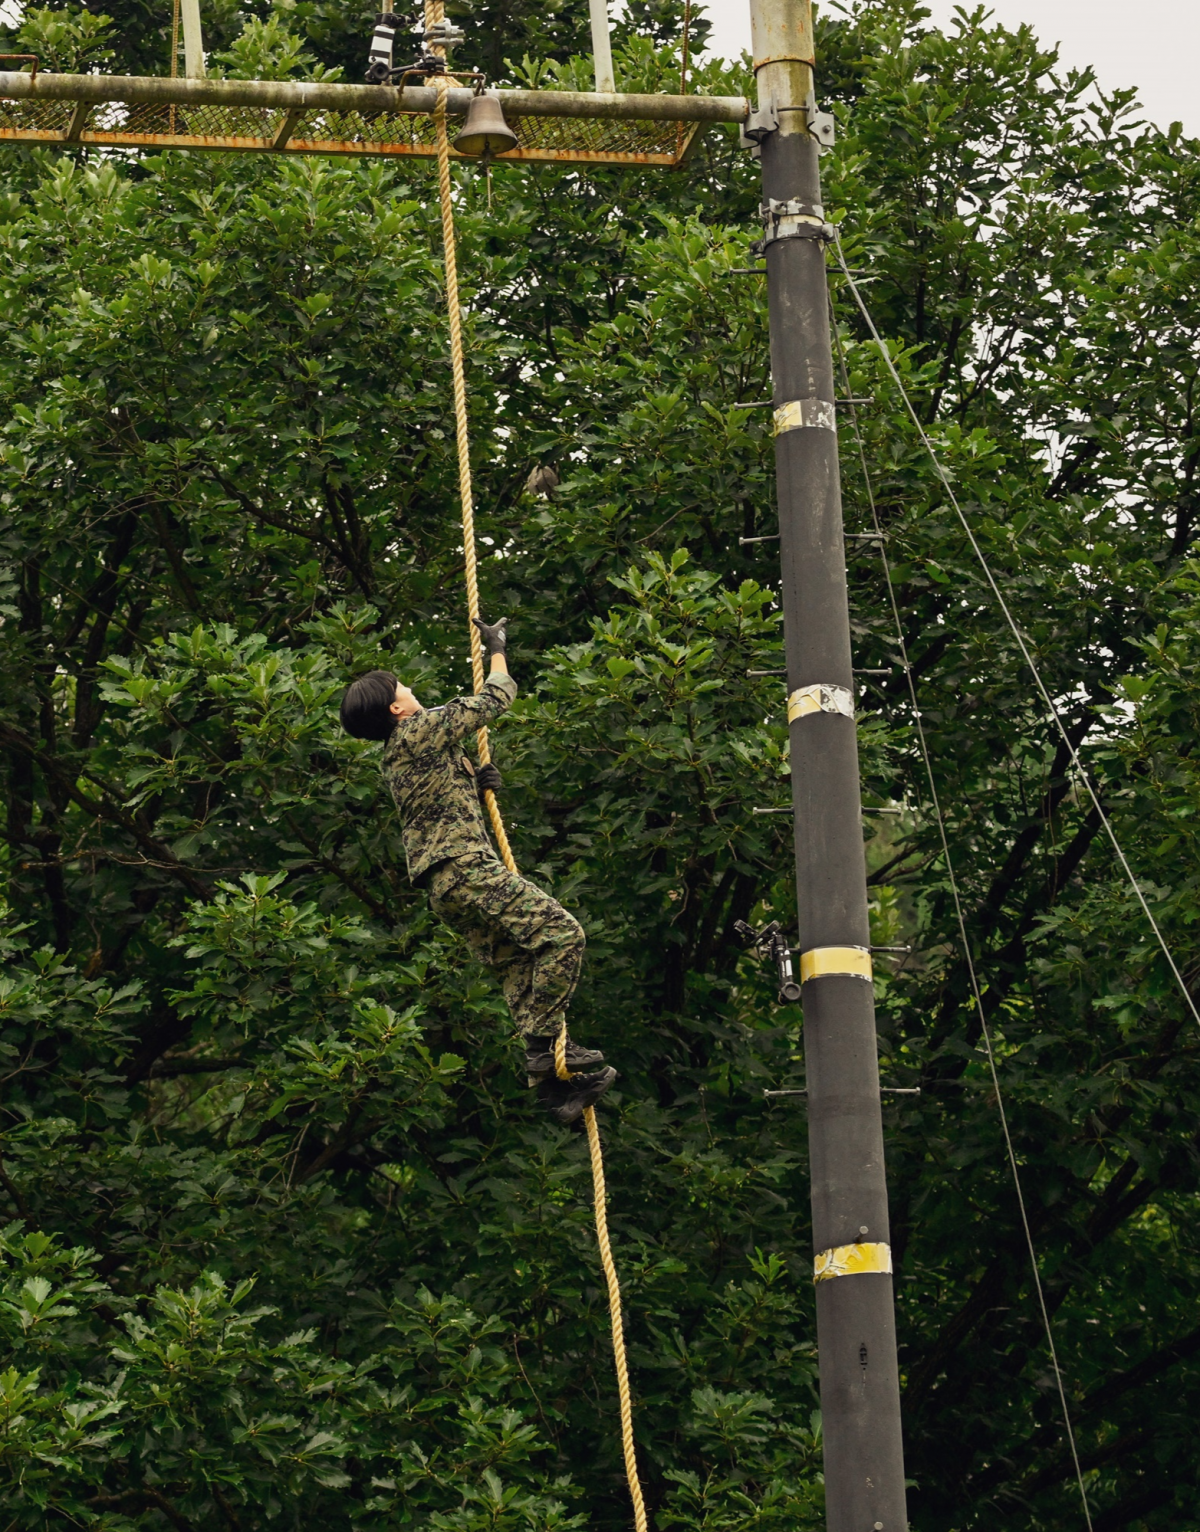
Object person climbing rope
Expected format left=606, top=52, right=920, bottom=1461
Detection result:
left=339, top=615, right=617, bottom=1124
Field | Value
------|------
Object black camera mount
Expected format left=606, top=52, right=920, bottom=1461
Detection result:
left=733, top=919, right=802, bottom=1004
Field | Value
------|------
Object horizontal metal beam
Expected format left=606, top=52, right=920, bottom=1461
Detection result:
left=0, top=70, right=748, bottom=124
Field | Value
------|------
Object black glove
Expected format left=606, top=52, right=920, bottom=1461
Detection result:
left=476, top=763, right=502, bottom=801
left=472, top=616, right=508, bottom=656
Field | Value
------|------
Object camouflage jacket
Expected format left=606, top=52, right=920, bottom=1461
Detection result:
left=381, top=672, right=518, bottom=881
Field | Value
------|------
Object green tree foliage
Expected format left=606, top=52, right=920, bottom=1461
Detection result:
left=1, top=1, right=1200, bottom=1529
left=0, top=0, right=698, bottom=91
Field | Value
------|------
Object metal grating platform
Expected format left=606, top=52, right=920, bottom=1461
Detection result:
left=0, top=76, right=742, bottom=165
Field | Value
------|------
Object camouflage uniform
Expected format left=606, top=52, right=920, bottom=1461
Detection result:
left=382, top=673, right=585, bottom=1036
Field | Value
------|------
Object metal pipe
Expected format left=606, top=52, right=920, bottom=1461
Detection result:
left=589, top=0, right=616, bottom=93
left=0, top=70, right=747, bottom=123
left=180, top=0, right=205, bottom=78
left=750, top=0, right=811, bottom=115
left=747, top=0, right=910, bottom=1528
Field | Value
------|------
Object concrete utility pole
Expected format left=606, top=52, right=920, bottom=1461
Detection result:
left=180, top=0, right=206, bottom=78
left=589, top=0, right=616, bottom=93
left=745, top=0, right=909, bottom=1527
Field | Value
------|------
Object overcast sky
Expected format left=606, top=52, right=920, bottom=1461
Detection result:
left=703, top=0, right=1196, bottom=134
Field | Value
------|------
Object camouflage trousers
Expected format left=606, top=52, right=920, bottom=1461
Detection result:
left=426, top=851, right=585, bottom=1037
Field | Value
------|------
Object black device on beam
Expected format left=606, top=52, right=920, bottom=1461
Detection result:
left=365, top=11, right=401, bottom=83
left=734, top=919, right=802, bottom=1004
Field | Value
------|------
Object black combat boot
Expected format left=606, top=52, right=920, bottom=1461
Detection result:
left=524, top=1033, right=606, bottom=1078
left=537, top=1066, right=618, bottom=1125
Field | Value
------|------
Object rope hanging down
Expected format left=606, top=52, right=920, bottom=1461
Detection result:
left=431, top=74, right=515, bottom=874
left=429, top=48, right=649, bottom=1532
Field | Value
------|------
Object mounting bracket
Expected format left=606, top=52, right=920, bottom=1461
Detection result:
left=753, top=196, right=834, bottom=255
left=738, top=101, right=777, bottom=158
left=734, top=919, right=802, bottom=1004
left=424, top=20, right=465, bottom=49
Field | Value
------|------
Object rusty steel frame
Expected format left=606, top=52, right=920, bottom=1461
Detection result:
left=0, top=69, right=748, bottom=167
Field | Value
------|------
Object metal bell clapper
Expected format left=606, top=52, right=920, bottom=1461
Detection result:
left=453, top=91, right=518, bottom=158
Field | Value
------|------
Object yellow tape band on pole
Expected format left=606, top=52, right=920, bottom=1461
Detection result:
left=799, top=945, right=873, bottom=983
left=787, top=683, right=853, bottom=724
left=813, top=1241, right=893, bottom=1282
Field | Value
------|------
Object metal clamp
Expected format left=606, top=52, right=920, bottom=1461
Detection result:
left=764, top=197, right=823, bottom=220
left=738, top=102, right=778, bottom=152
left=814, top=1241, right=892, bottom=1282
left=808, top=107, right=836, bottom=148
left=740, top=95, right=835, bottom=152
left=803, top=88, right=836, bottom=150
left=394, top=64, right=486, bottom=89
left=755, top=196, right=834, bottom=253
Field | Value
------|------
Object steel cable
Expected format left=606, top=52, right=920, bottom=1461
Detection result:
left=427, top=16, right=647, bottom=1523
left=829, top=273, right=1098, bottom=1527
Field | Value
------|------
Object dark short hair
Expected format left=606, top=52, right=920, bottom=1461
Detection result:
left=340, top=670, right=400, bottom=741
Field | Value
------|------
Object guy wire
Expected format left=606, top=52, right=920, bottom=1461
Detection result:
left=830, top=312, right=1095, bottom=1530
left=832, top=228, right=1200, bottom=1038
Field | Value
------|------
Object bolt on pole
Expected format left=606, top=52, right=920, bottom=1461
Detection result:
left=746, top=0, right=909, bottom=1527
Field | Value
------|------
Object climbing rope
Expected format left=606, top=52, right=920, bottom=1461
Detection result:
left=431, top=71, right=516, bottom=875
left=428, top=22, right=648, bottom=1527
left=832, top=230, right=1200, bottom=1041
left=555, top=1029, right=649, bottom=1532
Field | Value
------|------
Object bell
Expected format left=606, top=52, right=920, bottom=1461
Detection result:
left=453, top=92, right=518, bottom=158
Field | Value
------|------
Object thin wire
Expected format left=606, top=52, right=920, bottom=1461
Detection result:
left=830, top=310, right=1095, bottom=1529
left=832, top=228, right=1200, bottom=1036
left=555, top=1030, right=648, bottom=1532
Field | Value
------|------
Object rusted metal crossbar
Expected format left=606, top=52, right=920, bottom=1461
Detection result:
left=0, top=70, right=748, bottom=166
